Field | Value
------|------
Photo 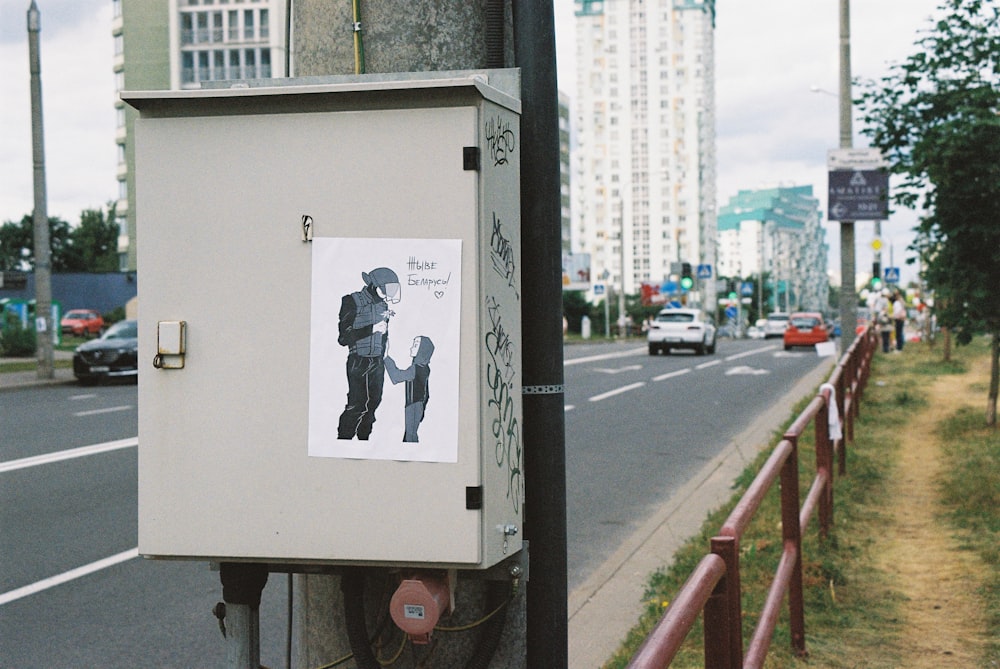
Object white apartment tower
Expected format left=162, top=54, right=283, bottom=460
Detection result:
left=574, top=0, right=716, bottom=303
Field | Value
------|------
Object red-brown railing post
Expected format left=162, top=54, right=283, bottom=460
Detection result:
left=779, top=435, right=807, bottom=657
left=705, top=536, right=735, bottom=669
left=710, top=535, right=743, bottom=668
left=815, top=393, right=833, bottom=538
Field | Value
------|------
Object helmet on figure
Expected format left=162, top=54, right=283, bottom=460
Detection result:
left=363, top=267, right=401, bottom=304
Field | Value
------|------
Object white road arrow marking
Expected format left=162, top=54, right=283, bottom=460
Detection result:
left=725, top=365, right=770, bottom=376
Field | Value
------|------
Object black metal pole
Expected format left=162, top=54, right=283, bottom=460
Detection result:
left=512, top=2, right=568, bottom=667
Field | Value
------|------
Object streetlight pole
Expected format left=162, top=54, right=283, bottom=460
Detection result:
left=837, top=0, right=857, bottom=352
left=27, top=0, right=54, bottom=379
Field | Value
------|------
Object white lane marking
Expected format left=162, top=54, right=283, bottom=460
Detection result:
left=74, top=405, right=133, bottom=417
left=588, top=382, right=646, bottom=402
left=564, top=404, right=576, bottom=412
left=725, top=345, right=778, bottom=361
left=564, top=347, right=647, bottom=366
left=695, top=360, right=721, bottom=370
left=0, top=548, right=139, bottom=606
left=593, top=365, right=643, bottom=374
left=0, top=438, right=138, bottom=474
left=69, top=394, right=98, bottom=401
left=652, top=368, right=692, bottom=382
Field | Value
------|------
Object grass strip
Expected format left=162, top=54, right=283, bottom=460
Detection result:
left=604, top=336, right=999, bottom=668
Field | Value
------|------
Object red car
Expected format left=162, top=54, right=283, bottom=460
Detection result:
left=61, top=309, right=105, bottom=337
left=783, top=312, right=829, bottom=350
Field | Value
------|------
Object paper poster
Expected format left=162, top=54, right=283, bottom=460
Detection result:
left=308, top=237, right=462, bottom=462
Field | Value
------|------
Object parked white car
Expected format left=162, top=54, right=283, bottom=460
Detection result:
left=762, top=312, right=790, bottom=339
left=647, top=308, right=717, bottom=355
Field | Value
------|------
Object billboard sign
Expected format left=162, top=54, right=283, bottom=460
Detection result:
left=562, top=252, right=592, bottom=291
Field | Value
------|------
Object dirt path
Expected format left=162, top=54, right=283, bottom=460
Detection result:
left=874, top=369, right=991, bottom=666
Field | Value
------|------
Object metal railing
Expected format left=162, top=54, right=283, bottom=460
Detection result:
left=627, top=327, right=878, bottom=669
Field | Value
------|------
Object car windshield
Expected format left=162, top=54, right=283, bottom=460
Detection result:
left=767, top=314, right=788, bottom=323
left=656, top=312, right=695, bottom=323
left=791, top=316, right=820, bottom=329
left=103, top=321, right=137, bottom=339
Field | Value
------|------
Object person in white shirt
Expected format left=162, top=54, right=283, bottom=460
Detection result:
left=891, top=290, right=907, bottom=351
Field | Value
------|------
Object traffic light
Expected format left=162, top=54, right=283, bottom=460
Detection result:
left=871, top=261, right=883, bottom=291
left=680, top=262, right=694, bottom=290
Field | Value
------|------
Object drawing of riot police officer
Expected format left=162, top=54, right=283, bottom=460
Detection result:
left=337, top=267, right=401, bottom=440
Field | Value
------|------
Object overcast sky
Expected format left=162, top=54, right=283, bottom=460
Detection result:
left=1, top=0, right=943, bottom=284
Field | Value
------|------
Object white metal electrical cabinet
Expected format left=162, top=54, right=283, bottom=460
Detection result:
left=125, top=72, right=522, bottom=569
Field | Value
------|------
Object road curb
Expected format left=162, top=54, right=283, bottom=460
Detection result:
left=568, top=357, right=835, bottom=667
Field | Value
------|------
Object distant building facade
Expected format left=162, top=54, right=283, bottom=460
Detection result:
left=573, top=0, right=716, bottom=307
left=717, top=186, right=829, bottom=313
left=114, top=0, right=288, bottom=272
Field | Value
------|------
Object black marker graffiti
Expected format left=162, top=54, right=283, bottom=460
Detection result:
left=489, top=213, right=518, bottom=295
left=485, top=115, right=516, bottom=167
left=485, top=296, right=522, bottom=513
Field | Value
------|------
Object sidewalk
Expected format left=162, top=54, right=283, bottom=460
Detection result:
left=0, top=351, right=77, bottom=390
left=568, top=356, right=835, bottom=667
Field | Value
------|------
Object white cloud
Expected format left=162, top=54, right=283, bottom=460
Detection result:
left=1, top=0, right=942, bottom=285
left=555, top=0, right=941, bottom=286
left=0, top=1, right=116, bottom=224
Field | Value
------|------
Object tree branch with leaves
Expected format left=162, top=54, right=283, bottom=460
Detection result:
left=857, top=0, right=1000, bottom=425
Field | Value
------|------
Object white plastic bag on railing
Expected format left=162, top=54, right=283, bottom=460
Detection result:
left=820, top=383, right=843, bottom=441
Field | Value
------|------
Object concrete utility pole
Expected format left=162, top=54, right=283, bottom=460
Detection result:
left=27, top=0, right=54, bottom=379
left=837, top=0, right=857, bottom=352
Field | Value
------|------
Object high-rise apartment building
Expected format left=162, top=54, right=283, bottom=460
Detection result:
left=573, top=0, right=716, bottom=305
left=113, top=0, right=287, bottom=271
left=717, top=186, right=829, bottom=313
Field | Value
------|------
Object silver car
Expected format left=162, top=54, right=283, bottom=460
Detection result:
left=647, top=308, right=717, bottom=355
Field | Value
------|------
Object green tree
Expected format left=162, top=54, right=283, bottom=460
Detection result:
left=0, top=215, right=33, bottom=270
left=857, top=0, right=1000, bottom=425
left=0, top=204, right=118, bottom=273
left=65, top=206, right=119, bottom=272
left=0, top=214, right=71, bottom=271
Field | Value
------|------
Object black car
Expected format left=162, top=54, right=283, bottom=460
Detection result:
left=73, top=319, right=138, bottom=384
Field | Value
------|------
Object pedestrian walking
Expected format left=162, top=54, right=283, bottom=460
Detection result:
left=874, top=289, right=892, bottom=353
left=891, top=290, right=906, bottom=351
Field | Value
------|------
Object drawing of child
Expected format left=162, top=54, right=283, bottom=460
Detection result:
left=384, top=336, right=435, bottom=443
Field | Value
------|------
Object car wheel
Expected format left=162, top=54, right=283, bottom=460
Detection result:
left=648, top=343, right=658, bottom=356
left=707, top=339, right=716, bottom=354
left=696, top=343, right=705, bottom=355
left=784, top=344, right=792, bottom=351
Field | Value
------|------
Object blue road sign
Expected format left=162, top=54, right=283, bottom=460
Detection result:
left=883, top=267, right=900, bottom=283
left=740, top=281, right=754, bottom=297
left=662, top=280, right=678, bottom=294
left=697, top=264, right=712, bottom=279
left=594, top=283, right=605, bottom=296
left=668, top=300, right=683, bottom=309
left=724, top=305, right=738, bottom=319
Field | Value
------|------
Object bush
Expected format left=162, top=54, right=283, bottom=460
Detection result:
left=0, top=325, right=37, bottom=357
left=103, top=306, right=126, bottom=324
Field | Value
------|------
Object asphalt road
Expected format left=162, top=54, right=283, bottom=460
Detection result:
left=563, top=337, right=829, bottom=589
left=0, top=381, right=290, bottom=668
left=0, top=337, right=828, bottom=667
